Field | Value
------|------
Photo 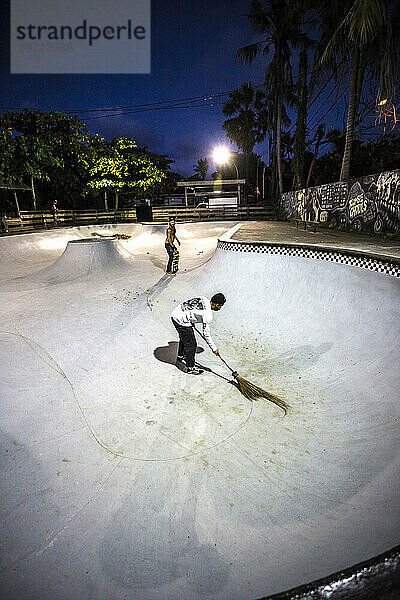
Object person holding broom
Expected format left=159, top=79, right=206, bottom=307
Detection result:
left=165, top=216, right=180, bottom=274
left=171, top=293, right=226, bottom=375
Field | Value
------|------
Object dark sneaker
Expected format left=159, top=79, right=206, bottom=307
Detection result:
left=177, top=355, right=185, bottom=362
left=187, top=366, right=203, bottom=375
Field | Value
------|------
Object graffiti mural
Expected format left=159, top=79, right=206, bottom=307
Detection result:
left=280, top=169, right=400, bottom=235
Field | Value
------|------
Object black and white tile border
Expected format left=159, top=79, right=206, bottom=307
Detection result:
left=217, top=240, right=400, bottom=278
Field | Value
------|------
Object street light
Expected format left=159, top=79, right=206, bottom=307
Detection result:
left=212, top=145, right=239, bottom=178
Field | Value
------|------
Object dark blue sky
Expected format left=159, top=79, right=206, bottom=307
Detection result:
left=1, top=0, right=270, bottom=175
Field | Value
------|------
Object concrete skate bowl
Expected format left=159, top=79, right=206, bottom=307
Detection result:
left=0, top=222, right=399, bottom=600
left=184, top=239, right=400, bottom=599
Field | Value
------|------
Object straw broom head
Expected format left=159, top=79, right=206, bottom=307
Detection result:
left=233, top=373, right=289, bottom=415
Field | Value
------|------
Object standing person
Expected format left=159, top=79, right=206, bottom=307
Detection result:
left=1, top=214, right=9, bottom=234
left=171, top=293, right=226, bottom=375
left=165, top=216, right=180, bottom=274
left=51, top=200, right=58, bottom=227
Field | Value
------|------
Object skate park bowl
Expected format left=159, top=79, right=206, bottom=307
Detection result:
left=0, top=221, right=399, bottom=599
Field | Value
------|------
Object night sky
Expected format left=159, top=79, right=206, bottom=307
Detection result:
left=0, top=0, right=365, bottom=177
left=1, top=0, right=270, bottom=176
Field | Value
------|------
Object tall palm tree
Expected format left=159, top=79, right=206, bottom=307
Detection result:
left=237, top=0, right=310, bottom=197
left=222, top=82, right=269, bottom=184
left=293, top=48, right=309, bottom=189
left=192, top=158, right=209, bottom=180
left=316, top=0, right=398, bottom=181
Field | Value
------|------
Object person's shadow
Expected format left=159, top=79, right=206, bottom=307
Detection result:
left=154, top=341, right=205, bottom=372
left=154, top=342, right=239, bottom=390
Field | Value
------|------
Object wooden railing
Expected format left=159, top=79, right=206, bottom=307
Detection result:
left=2, top=209, right=137, bottom=233
left=152, top=205, right=273, bottom=222
left=1, top=204, right=274, bottom=234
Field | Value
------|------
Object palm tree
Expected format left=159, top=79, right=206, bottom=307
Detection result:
left=305, top=124, right=325, bottom=187
left=293, top=48, right=309, bottom=189
left=237, top=0, right=310, bottom=198
left=222, top=82, right=269, bottom=183
left=192, top=158, right=209, bottom=180
left=316, top=0, right=399, bottom=181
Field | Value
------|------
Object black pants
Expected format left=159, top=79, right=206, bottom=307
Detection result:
left=165, top=243, right=174, bottom=272
left=171, top=318, right=196, bottom=368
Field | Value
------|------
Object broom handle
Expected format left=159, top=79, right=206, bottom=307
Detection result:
left=193, top=326, right=236, bottom=374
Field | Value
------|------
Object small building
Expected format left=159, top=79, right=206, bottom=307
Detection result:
left=0, top=182, right=32, bottom=217
left=177, top=179, right=246, bottom=207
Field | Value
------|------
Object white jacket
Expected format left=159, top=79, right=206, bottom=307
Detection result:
left=171, top=296, right=217, bottom=351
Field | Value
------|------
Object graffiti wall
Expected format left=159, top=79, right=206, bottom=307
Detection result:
left=280, top=169, right=400, bottom=235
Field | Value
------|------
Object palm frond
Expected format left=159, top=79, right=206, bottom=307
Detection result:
left=236, top=42, right=264, bottom=64
left=247, top=0, right=274, bottom=34
left=377, top=22, right=398, bottom=102
left=318, top=16, right=352, bottom=69
left=345, top=0, right=386, bottom=45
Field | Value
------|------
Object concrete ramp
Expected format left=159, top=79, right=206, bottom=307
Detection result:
left=0, top=222, right=398, bottom=600
left=37, top=238, right=134, bottom=282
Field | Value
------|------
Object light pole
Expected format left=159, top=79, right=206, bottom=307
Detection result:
left=212, top=145, right=239, bottom=178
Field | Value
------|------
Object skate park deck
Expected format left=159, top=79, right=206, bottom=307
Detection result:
left=0, top=221, right=399, bottom=599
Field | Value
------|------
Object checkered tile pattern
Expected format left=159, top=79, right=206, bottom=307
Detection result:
left=217, top=240, right=400, bottom=278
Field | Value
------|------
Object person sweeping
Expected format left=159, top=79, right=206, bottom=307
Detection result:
left=171, top=293, right=289, bottom=413
left=171, top=293, right=226, bottom=375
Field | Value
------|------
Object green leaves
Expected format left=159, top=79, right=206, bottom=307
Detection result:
left=84, top=136, right=167, bottom=196
left=0, top=111, right=170, bottom=206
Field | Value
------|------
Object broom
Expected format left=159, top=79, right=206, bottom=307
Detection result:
left=194, top=327, right=289, bottom=414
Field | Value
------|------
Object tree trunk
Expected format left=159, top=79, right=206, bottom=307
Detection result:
left=270, top=102, right=278, bottom=199
left=340, top=47, right=360, bottom=181
left=306, top=138, right=321, bottom=189
left=306, top=127, right=325, bottom=189
left=276, top=102, right=283, bottom=196
left=245, top=153, right=249, bottom=201
left=14, top=191, right=21, bottom=217
left=31, top=175, right=36, bottom=211
left=115, top=191, right=119, bottom=210
left=104, top=190, right=108, bottom=210
left=293, top=50, right=308, bottom=190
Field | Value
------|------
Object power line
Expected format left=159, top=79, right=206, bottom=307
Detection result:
left=0, top=83, right=265, bottom=115
left=0, top=69, right=317, bottom=116
left=308, top=86, right=349, bottom=134
left=307, top=77, right=347, bottom=128
left=83, top=101, right=227, bottom=120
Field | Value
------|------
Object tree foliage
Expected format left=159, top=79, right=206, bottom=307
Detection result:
left=0, top=110, right=176, bottom=209
left=222, top=83, right=268, bottom=155
left=192, top=158, right=209, bottom=180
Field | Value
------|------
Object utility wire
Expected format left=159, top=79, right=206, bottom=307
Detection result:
left=308, top=86, right=349, bottom=134
left=83, top=101, right=227, bottom=120
left=307, top=77, right=347, bottom=128
left=0, top=69, right=316, bottom=115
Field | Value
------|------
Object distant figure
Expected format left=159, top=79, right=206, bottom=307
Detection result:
left=51, top=200, right=58, bottom=227
left=165, top=216, right=180, bottom=274
left=1, top=214, right=9, bottom=234
left=171, top=293, right=226, bottom=375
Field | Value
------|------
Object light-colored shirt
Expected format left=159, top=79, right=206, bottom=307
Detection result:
left=171, top=296, right=217, bottom=351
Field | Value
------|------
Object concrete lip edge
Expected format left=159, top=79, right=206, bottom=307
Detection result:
left=258, top=544, right=400, bottom=600
left=220, top=235, right=400, bottom=266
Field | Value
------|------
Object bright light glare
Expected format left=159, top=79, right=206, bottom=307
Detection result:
left=38, top=236, right=75, bottom=250
left=213, top=145, right=230, bottom=165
